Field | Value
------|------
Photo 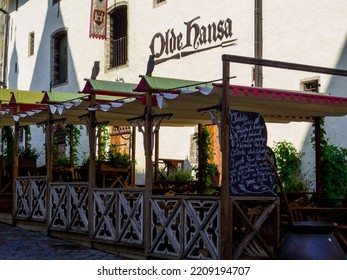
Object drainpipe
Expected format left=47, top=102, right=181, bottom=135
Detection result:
left=254, top=0, right=263, bottom=87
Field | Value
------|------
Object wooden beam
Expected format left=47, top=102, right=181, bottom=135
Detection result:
left=314, top=117, right=323, bottom=199
left=220, top=60, right=231, bottom=259
left=222, top=54, right=347, bottom=77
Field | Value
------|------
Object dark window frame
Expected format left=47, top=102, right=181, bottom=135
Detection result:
left=28, top=31, right=34, bottom=56
left=108, top=4, right=128, bottom=69
left=51, top=29, right=68, bottom=86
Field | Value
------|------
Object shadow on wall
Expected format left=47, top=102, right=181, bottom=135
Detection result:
left=300, top=36, right=347, bottom=188
left=7, top=2, right=83, bottom=166
left=7, top=39, right=18, bottom=89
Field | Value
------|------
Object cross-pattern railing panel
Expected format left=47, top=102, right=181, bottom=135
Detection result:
left=93, top=188, right=144, bottom=246
left=118, top=190, right=143, bottom=245
left=49, top=182, right=88, bottom=233
left=14, top=176, right=47, bottom=221
left=150, top=196, right=220, bottom=259
left=93, top=189, right=117, bottom=241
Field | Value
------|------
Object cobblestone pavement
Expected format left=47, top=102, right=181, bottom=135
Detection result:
left=0, top=222, right=127, bottom=260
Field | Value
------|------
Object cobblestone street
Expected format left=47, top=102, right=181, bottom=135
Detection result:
left=0, top=222, right=126, bottom=260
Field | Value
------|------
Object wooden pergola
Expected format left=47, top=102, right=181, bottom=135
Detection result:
left=1, top=55, right=347, bottom=259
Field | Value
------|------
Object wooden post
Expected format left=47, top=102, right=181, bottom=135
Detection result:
left=12, top=116, right=19, bottom=216
left=88, top=93, right=97, bottom=238
left=69, top=125, right=74, bottom=168
left=131, top=126, right=136, bottom=185
left=197, top=124, right=204, bottom=193
left=144, top=92, right=153, bottom=257
left=154, top=130, right=159, bottom=183
left=45, top=111, right=53, bottom=226
left=314, top=117, right=323, bottom=199
left=220, top=59, right=231, bottom=259
left=254, top=0, right=263, bottom=87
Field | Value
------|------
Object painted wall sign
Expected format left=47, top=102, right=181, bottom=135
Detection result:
left=229, top=110, right=277, bottom=196
left=150, top=16, right=237, bottom=64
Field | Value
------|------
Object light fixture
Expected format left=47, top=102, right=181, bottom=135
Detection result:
left=13, top=115, right=20, bottom=122
left=49, top=104, right=57, bottom=114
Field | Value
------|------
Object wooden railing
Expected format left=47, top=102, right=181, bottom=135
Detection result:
left=14, top=177, right=282, bottom=260
left=92, top=188, right=143, bottom=245
left=49, top=182, right=89, bottom=233
left=149, top=195, right=220, bottom=259
left=14, top=176, right=47, bottom=221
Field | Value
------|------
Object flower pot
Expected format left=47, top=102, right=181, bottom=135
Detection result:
left=276, top=221, right=345, bottom=260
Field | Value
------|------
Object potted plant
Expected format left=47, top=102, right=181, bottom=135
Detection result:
left=97, top=144, right=135, bottom=171
left=18, top=146, right=40, bottom=168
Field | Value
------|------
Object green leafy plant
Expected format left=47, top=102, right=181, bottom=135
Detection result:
left=65, top=125, right=82, bottom=166
left=160, top=167, right=194, bottom=182
left=106, top=144, right=135, bottom=170
left=273, top=140, right=310, bottom=192
left=2, top=126, right=14, bottom=165
left=53, top=155, right=70, bottom=166
left=311, top=119, right=347, bottom=199
left=193, top=126, right=219, bottom=193
left=18, top=146, right=40, bottom=160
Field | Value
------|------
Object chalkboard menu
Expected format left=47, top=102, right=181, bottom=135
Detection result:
left=230, top=110, right=277, bottom=196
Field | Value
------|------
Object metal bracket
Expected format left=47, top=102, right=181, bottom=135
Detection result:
left=197, top=104, right=222, bottom=147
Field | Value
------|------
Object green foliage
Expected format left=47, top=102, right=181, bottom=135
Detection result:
left=2, top=126, right=14, bottom=165
left=161, top=167, right=194, bottom=182
left=18, top=146, right=40, bottom=160
left=65, top=125, right=82, bottom=165
left=53, top=155, right=70, bottom=166
left=311, top=119, right=347, bottom=199
left=98, top=126, right=110, bottom=161
left=106, top=145, right=134, bottom=170
left=193, top=126, right=218, bottom=192
left=273, top=141, right=310, bottom=192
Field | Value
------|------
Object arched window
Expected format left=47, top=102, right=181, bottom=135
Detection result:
left=51, top=29, right=67, bottom=86
left=108, top=4, right=128, bottom=68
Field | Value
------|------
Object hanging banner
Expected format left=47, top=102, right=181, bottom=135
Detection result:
left=89, top=0, right=108, bottom=40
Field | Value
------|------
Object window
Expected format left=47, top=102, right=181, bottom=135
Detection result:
left=51, top=29, right=67, bottom=86
left=108, top=5, right=128, bottom=68
left=300, top=77, right=320, bottom=93
left=28, top=32, right=34, bottom=56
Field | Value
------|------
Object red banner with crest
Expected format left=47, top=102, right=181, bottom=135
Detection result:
left=89, top=0, right=108, bottom=39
